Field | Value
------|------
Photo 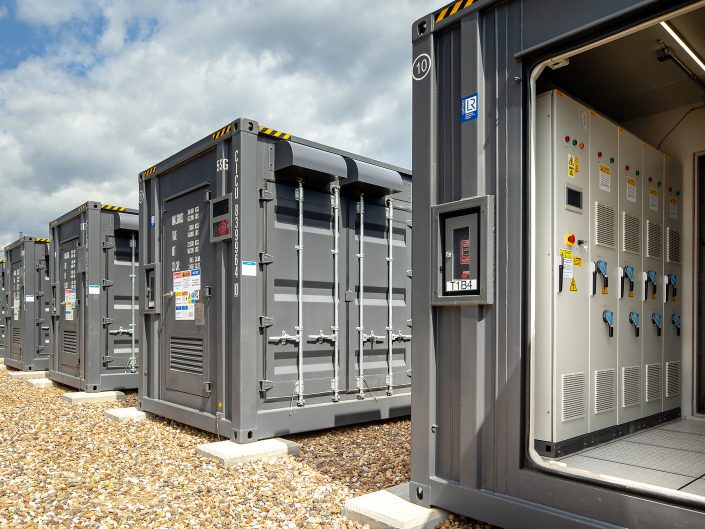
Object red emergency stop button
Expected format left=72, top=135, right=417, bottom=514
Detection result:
left=566, top=233, right=576, bottom=246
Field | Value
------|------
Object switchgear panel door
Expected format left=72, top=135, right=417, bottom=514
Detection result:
left=58, top=235, right=81, bottom=378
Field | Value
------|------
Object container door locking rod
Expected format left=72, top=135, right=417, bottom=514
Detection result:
left=331, top=185, right=341, bottom=401
left=385, top=199, right=394, bottom=396
left=295, top=181, right=305, bottom=407
left=356, top=194, right=366, bottom=399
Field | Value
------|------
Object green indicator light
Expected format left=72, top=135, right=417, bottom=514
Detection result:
left=572, top=139, right=578, bottom=146
left=636, top=170, right=640, bottom=176
left=657, top=181, right=661, bottom=187
left=677, top=191, right=681, bottom=196
left=610, top=157, right=614, bottom=163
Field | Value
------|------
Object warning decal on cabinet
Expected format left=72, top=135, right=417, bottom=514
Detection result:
left=173, top=268, right=201, bottom=321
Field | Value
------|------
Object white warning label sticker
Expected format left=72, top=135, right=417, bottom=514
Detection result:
left=598, top=164, right=611, bottom=192
left=626, top=177, right=637, bottom=203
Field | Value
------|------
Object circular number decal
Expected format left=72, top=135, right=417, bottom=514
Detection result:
left=412, top=53, right=431, bottom=81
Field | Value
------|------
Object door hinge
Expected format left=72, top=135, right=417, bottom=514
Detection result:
left=36, top=346, right=47, bottom=352
left=259, top=253, right=274, bottom=265
left=406, top=269, right=413, bottom=278
left=344, top=291, right=355, bottom=302
left=203, top=381, right=213, bottom=394
left=406, top=369, right=412, bottom=378
left=406, top=220, right=413, bottom=228
left=259, top=379, right=274, bottom=392
left=35, top=291, right=45, bottom=298
left=102, top=241, right=115, bottom=249
left=259, top=316, right=273, bottom=328
left=36, top=263, right=46, bottom=271
left=259, top=188, right=274, bottom=201
left=102, top=355, right=114, bottom=365
left=102, top=279, right=114, bottom=287
left=406, top=318, right=412, bottom=328
left=102, top=317, right=113, bottom=326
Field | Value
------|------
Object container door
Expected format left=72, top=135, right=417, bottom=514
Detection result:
left=35, top=252, right=51, bottom=360
left=263, top=182, right=338, bottom=399
left=9, top=256, right=23, bottom=362
left=58, top=240, right=80, bottom=377
left=162, top=187, right=212, bottom=397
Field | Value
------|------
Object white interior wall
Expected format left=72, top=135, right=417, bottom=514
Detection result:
left=625, top=105, right=705, bottom=417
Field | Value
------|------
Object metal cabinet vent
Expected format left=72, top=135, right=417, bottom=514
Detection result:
left=12, top=327, right=21, bottom=345
left=622, top=213, right=640, bottom=254
left=621, top=366, right=640, bottom=408
left=169, top=337, right=204, bottom=375
left=63, top=330, right=77, bottom=355
left=666, top=361, right=681, bottom=398
left=594, top=369, right=616, bottom=414
left=645, top=363, right=663, bottom=402
left=666, top=228, right=681, bottom=263
left=595, top=203, right=616, bottom=248
left=646, top=221, right=662, bottom=259
left=561, top=372, right=586, bottom=422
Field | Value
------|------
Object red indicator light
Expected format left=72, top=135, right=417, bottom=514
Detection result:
left=625, top=165, right=630, bottom=171
left=648, top=177, right=652, bottom=182
left=669, top=187, right=672, bottom=192
left=597, top=151, right=603, bottom=158
left=564, top=136, right=570, bottom=143
left=214, top=220, right=230, bottom=237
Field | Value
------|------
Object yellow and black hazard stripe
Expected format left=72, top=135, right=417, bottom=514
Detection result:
left=0, top=259, right=4, bottom=263
left=211, top=124, right=232, bottom=140
left=35, top=238, right=51, bottom=244
left=258, top=125, right=291, bottom=140
left=102, top=204, right=127, bottom=212
left=435, top=0, right=475, bottom=24
left=143, top=165, right=157, bottom=177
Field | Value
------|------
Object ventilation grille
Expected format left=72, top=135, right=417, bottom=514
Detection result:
left=645, top=363, right=663, bottom=402
left=12, top=327, right=20, bottom=345
left=667, top=228, right=681, bottom=263
left=561, top=372, right=586, bottom=422
left=594, top=369, right=616, bottom=415
left=595, top=203, right=616, bottom=248
left=63, top=330, right=77, bottom=355
left=622, top=366, right=641, bottom=408
left=623, top=213, right=641, bottom=254
left=646, top=221, right=662, bottom=259
left=666, top=361, right=681, bottom=398
left=169, top=337, right=204, bottom=375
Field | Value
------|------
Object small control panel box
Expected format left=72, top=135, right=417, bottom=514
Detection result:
left=432, top=195, right=495, bottom=305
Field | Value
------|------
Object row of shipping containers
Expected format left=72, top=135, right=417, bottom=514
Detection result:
left=1, top=119, right=413, bottom=442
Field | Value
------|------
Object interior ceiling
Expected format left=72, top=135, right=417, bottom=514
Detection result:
left=540, top=5, right=705, bottom=123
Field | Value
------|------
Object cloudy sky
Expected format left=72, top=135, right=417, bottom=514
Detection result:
left=0, top=0, right=438, bottom=251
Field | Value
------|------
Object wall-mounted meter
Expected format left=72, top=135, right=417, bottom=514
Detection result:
left=210, top=194, right=233, bottom=242
left=432, top=195, right=494, bottom=305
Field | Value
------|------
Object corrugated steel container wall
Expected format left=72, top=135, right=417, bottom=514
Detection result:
left=3, top=238, right=52, bottom=371
left=410, top=0, right=703, bottom=528
left=48, top=202, right=140, bottom=392
left=139, top=118, right=412, bottom=442
left=0, top=259, right=7, bottom=359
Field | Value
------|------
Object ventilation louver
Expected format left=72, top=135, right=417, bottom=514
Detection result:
left=623, top=213, right=640, bottom=254
left=645, top=363, right=663, bottom=402
left=595, top=203, right=616, bottom=248
left=666, top=361, right=681, bottom=398
left=561, top=372, right=586, bottom=422
left=169, top=337, right=204, bottom=375
left=622, top=366, right=640, bottom=408
left=594, top=369, right=616, bottom=414
left=667, top=228, right=681, bottom=263
left=646, top=221, right=662, bottom=259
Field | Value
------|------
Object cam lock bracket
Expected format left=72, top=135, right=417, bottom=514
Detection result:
left=629, top=312, right=640, bottom=337
left=592, top=260, right=609, bottom=295
left=602, top=310, right=614, bottom=338
left=651, top=312, right=663, bottom=337
left=621, top=265, right=635, bottom=298
left=672, top=313, right=681, bottom=336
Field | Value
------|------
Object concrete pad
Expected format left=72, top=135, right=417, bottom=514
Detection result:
left=344, top=483, right=448, bottom=529
left=196, top=438, right=301, bottom=467
left=62, top=391, right=125, bottom=404
left=105, top=407, right=147, bottom=422
left=7, top=370, right=48, bottom=379
left=27, top=378, right=55, bottom=388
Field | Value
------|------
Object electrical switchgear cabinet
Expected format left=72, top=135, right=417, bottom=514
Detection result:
left=3, top=237, right=52, bottom=371
left=139, top=118, right=412, bottom=443
left=48, top=202, right=140, bottom=392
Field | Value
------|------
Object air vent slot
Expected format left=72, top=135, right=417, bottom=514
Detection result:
left=622, top=366, right=640, bottom=408
left=667, top=228, right=681, bottom=263
left=63, top=330, right=77, bottom=355
left=594, top=368, right=616, bottom=415
left=12, top=327, right=21, bottom=345
left=646, top=220, right=662, bottom=259
left=169, top=337, right=204, bottom=375
left=561, top=372, right=586, bottom=422
left=595, top=203, right=616, bottom=248
left=645, top=363, right=663, bottom=402
left=623, top=213, right=640, bottom=254
left=666, top=361, right=681, bottom=398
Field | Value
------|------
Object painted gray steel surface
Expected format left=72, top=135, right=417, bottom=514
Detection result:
left=3, top=237, right=51, bottom=371
left=139, top=118, right=411, bottom=443
left=410, top=0, right=704, bottom=527
left=48, top=202, right=140, bottom=392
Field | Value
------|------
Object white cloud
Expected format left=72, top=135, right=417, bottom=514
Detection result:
left=0, top=0, right=438, bottom=250
left=0, top=5, right=8, bottom=19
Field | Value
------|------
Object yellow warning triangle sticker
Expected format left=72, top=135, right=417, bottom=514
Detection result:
left=569, top=278, right=577, bottom=292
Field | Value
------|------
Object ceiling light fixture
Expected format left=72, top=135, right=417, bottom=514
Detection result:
left=661, top=21, right=705, bottom=73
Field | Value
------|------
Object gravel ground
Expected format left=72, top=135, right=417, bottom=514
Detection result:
left=0, top=369, right=494, bottom=528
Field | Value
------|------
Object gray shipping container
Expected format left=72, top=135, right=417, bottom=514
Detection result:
left=410, top=0, right=705, bottom=528
left=3, top=237, right=52, bottom=371
left=139, top=118, right=412, bottom=442
left=48, top=202, right=140, bottom=392
left=0, top=258, right=7, bottom=359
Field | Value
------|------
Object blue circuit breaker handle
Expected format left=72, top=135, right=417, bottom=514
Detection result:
left=629, top=311, right=640, bottom=338
left=645, top=271, right=657, bottom=299
left=667, top=274, right=678, bottom=302
left=621, top=265, right=635, bottom=298
left=672, top=313, right=681, bottom=337
left=602, top=309, right=614, bottom=338
left=593, top=260, right=609, bottom=295
left=651, top=312, right=662, bottom=337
